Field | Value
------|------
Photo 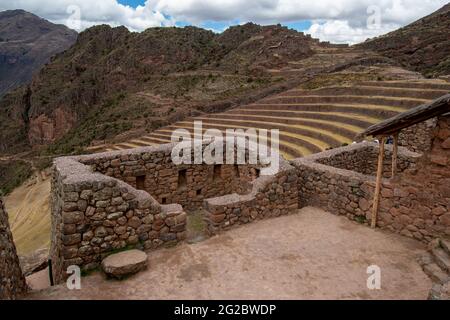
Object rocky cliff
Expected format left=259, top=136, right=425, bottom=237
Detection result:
left=0, top=22, right=320, bottom=154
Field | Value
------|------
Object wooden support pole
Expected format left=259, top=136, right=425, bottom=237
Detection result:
left=391, top=133, right=399, bottom=179
left=371, top=136, right=386, bottom=229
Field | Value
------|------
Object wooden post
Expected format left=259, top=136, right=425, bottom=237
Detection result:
left=391, top=132, right=399, bottom=179
left=371, top=136, right=386, bottom=228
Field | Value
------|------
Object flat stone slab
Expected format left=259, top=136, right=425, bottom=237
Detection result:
left=102, top=250, right=147, bottom=278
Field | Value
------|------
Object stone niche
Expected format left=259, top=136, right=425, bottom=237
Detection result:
left=50, top=142, right=295, bottom=283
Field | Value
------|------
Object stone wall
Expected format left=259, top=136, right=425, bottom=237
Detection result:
left=51, top=143, right=274, bottom=283
left=79, top=143, right=257, bottom=210
left=292, top=141, right=450, bottom=243
left=316, top=143, right=417, bottom=177
left=48, top=116, right=449, bottom=284
left=420, top=115, right=450, bottom=175
left=0, top=199, right=27, bottom=299
left=398, top=118, right=437, bottom=153
left=51, top=153, right=188, bottom=284
left=203, top=161, right=298, bottom=234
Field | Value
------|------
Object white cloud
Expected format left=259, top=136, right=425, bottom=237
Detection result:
left=0, top=0, right=171, bottom=32
left=150, top=0, right=447, bottom=25
left=305, top=20, right=398, bottom=45
left=0, top=0, right=448, bottom=43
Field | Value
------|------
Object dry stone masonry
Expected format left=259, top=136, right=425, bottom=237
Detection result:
left=50, top=143, right=286, bottom=283
left=51, top=149, right=187, bottom=283
left=49, top=115, right=449, bottom=285
left=398, top=118, right=437, bottom=153
left=0, top=199, right=27, bottom=299
left=80, top=143, right=257, bottom=210
left=293, top=115, right=450, bottom=243
left=204, top=161, right=298, bottom=234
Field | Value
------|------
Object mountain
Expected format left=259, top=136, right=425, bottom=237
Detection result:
left=0, top=9, right=77, bottom=97
left=357, top=3, right=450, bottom=77
left=0, top=22, right=326, bottom=155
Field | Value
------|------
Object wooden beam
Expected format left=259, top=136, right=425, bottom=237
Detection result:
left=371, top=136, right=386, bottom=228
left=391, top=133, right=399, bottom=179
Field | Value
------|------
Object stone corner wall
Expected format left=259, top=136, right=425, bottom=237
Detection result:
left=291, top=141, right=449, bottom=242
left=50, top=154, right=187, bottom=284
left=0, top=199, right=27, bottom=300
left=203, top=160, right=299, bottom=234
left=291, top=144, right=377, bottom=224
left=398, top=117, right=437, bottom=153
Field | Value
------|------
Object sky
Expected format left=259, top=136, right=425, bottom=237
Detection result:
left=0, top=0, right=448, bottom=44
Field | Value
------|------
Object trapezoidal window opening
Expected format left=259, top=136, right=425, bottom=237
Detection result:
left=178, top=169, right=187, bottom=190
left=213, top=164, right=222, bottom=181
left=234, top=164, right=240, bottom=178
left=136, top=175, right=146, bottom=190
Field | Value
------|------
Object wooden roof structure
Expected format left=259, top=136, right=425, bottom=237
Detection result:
left=360, top=93, right=450, bottom=138
left=358, top=93, right=450, bottom=229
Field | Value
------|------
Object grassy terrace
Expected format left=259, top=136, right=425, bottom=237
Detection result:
left=91, top=80, right=448, bottom=160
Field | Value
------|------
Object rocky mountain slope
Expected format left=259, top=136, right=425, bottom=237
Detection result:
left=357, top=3, right=450, bottom=77
left=1, top=5, right=449, bottom=196
left=0, top=22, right=329, bottom=156
left=0, top=10, right=77, bottom=97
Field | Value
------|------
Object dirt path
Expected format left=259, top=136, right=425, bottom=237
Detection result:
left=27, top=207, right=431, bottom=300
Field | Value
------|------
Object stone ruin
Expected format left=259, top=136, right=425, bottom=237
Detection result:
left=1, top=114, right=445, bottom=292
left=50, top=143, right=298, bottom=283
left=0, top=199, right=27, bottom=299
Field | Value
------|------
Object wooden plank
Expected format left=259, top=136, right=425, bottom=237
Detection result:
left=371, top=137, right=386, bottom=229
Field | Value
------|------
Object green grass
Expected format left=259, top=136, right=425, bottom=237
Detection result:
left=354, top=215, right=367, bottom=224
left=186, top=209, right=208, bottom=243
left=0, top=160, right=33, bottom=196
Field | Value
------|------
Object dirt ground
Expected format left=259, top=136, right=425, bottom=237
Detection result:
left=26, top=207, right=431, bottom=300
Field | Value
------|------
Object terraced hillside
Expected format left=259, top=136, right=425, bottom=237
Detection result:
left=89, top=79, right=450, bottom=160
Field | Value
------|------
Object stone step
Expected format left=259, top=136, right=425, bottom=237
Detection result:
left=422, top=263, right=449, bottom=284
left=432, top=247, right=450, bottom=273
left=228, top=109, right=379, bottom=127
left=440, top=239, right=450, bottom=256
left=177, top=118, right=346, bottom=148
left=155, top=124, right=313, bottom=158
left=260, top=95, right=426, bottom=109
left=428, top=282, right=450, bottom=300
left=149, top=128, right=302, bottom=160
left=200, top=113, right=364, bottom=135
left=243, top=103, right=403, bottom=119
left=283, top=86, right=447, bottom=100
left=360, top=81, right=450, bottom=91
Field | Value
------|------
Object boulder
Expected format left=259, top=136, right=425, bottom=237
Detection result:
left=101, top=249, right=147, bottom=278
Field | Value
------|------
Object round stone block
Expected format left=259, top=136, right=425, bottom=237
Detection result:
left=101, top=249, right=147, bottom=278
